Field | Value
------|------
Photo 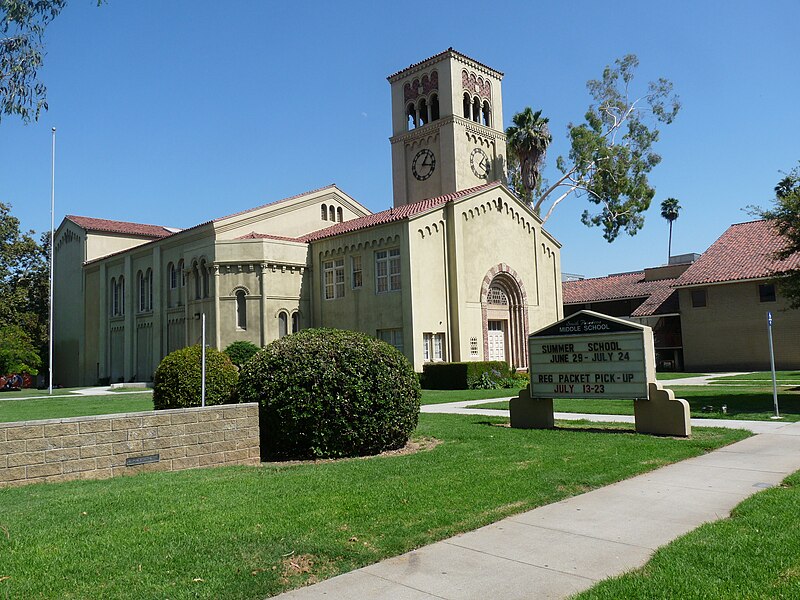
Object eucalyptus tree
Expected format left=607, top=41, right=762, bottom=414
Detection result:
left=509, top=55, right=680, bottom=242
left=660, top=197, right=681, bottom=260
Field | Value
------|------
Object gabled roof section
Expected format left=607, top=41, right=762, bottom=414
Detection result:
left=387, top=48, right=503, bottom=81
left=563, top=271, right=678, bottom=317
left=300, top=181, right=504, bottom=243
left=66, top=215, right=178, bottom=239
left=675, top=220, right=800, bottom=287
left=236, top=232, right=304, bottom=243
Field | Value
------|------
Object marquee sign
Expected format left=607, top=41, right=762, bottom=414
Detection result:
left=528, top=311, right=651, bottom=400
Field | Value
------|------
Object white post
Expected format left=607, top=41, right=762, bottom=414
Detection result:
left=201, top=313, right=206, bottom=407
left=767, top=311, right=780, bottom=419
left=48, top=127, right=56, bottom=395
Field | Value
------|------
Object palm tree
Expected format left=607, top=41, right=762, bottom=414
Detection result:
left=505, top=108, right=552, bottom=207
left=660, top=197, right=681, bottom=261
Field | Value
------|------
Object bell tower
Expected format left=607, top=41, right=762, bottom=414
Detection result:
left=388, top=49, right=507, bottom=207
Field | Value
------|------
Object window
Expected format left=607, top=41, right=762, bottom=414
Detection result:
left=118, top=276, right=125, bottom=315
left=110, top=277, right=118, bottom=316
left=351, top=255, right=363, bottom=289
left=321, top=204, right=328, bottom=220
left=278, top=311, right=288, bottom=338
left=470, top=336, right=479, bottom=357
left=323, top=258, right=345, bottom=299
left=481, top=101, right=491, bottom=127
left=200, top=260, right=209, bottom=298
left=407, top=103, right=416, bottom=130
left=759, top=283, right=776, bottom=303
left=235, top=290, right=247, bottom=329
left=193, top=261, right=201, bottom=299
left=463, top=92, right=470, bottom=118
left=418, top=98, right=428, bottom=126
left=378, top=328, right=403, bottom=353
left=691, top=289, right=707, bottom=308
left=168, top=262, right=177, bottom=289
left=430, top=94, right=440, bottom=121
left=137, top=271, right=145, bottom=312
left=472, top=97, right=480, bottom=122
left=146, top=268, right=153, bottom=311
left=329, top=205, right=336, bottom=222
left=177, top=259, right=185, bottom=288
left=423, top=333, right=445, bottom=362
left=336, top=207, right=343, bottom=223
left=138, top=269, right=153, bottom=312
left=375, top=248, right=401, bottom=293
left=291, top=312, right=300, bottom=333
left=488, top=285, right=508, bottom=305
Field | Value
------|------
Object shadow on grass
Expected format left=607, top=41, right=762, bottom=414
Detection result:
left=679, top=388, right=800, bottom=419
left=476, top=420, right=636, bottom=436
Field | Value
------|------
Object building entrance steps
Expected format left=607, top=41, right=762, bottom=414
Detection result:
left=273, top=422, right=800, bottom=600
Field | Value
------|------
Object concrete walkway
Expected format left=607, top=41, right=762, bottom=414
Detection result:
left=274, top=415, right=800, bottom=599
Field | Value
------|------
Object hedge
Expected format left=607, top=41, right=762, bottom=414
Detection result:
left=420, top=361, right=512, bottom=390
left=153, top=345, right=239, bottom=410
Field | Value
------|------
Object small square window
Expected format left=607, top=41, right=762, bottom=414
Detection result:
left=759, top=283, right=776, bottom=303
left=470, top=337, right=479, bottom=357
left=691, top=289, right=707, bottom=308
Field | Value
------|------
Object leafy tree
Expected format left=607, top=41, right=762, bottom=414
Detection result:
left=0, top=323, right=40, bottom=374
left=660, top=197, right=681, bottom=260
left=751, top=163, right=800, bottom=308
left=0, top=201, right=49, bottom=366
left=506, top=108, right=552, bottom=204
left=509, top=55, right=680, bottom=242
left=1, top=1, right=103, bottom=123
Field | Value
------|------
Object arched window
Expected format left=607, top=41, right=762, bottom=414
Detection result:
left=146, top=268, right=153, bottom=311
left=235, top=290, right=247, bottom=330
left=278, top=311, right=288, bottom=338
left=321, top=204, right=327, bottom=220
left=137, top=270, right=146, bottom=312
left=482, top=101, right=491, bottom=127
left=291, top=312, right=300, bottom=333
left=472, top=97, right=480, bottom=122
left=329, top=205, right=336, bottom=222
left=488, top=285, right=508, bottom=305
left=200, top=259, right=209, bottom=298
left=193, top=261, right=201, bottom=300
left=463, top=93, right=471, bottom=118
left=177, top=259, right=185, bottom=288
left=418, top=98, right=428, bottom=126
left=110, top=277, right=118, bottom=316
left=430, top=94, right=440, bottom=121
left=168, top=262, right=176, bottom=289
left=119, top=275, right=125, bottom=315
left=336, top=207, right=343, bottom=223
left=407, top=103, right=416, bottom=130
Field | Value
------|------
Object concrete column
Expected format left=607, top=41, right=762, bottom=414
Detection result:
left=123, top=255, right=133, bottom=382
left=152, top=246, right=162, bottom=371
left=259, top=263, right=268, bottom=347
left=98, top=262, right=107, bottom=381
left=444, top=202, right=462, bottom=360
left=212, top=265, right=221, bottom=349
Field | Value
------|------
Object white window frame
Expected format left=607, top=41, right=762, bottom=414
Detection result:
left=423, top=332, right=445, bottom=362
left=375, top=248, right=401, bottom=294
left=377, top=328, right=404, bottom=353
left=351, top=255, right=363, bottom=289
left=323, top=258, right=345, bottom=300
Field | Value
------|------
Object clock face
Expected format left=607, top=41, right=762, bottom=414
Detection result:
left=470, top=147, right=490, bottom=179
left=412, top=149, right=436, bottom=181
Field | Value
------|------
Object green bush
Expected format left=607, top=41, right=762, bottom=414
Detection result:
left=223, top=340, right=260, bottom=369
left=153, top=345, right=239, bottom=410
left=421, top=361, right=511, bottom=389
left=237, top=328, right=421, bottom=460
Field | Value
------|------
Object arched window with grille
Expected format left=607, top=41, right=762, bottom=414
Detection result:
left=488, top=285, right=508, bottom=305
left=321, top=204, right=327, bottom=220
left=336, top=207, right=343, bottom=223
left=278, top=311, right=288, bottom=338
left=235, top=290, right=247, bottom=330
left=329, top=206, right=336, bottom=222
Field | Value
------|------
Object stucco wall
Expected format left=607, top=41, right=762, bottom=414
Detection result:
left=680, top=282, right=800, bottom=370
left=0, top=403, right=259, bottom=488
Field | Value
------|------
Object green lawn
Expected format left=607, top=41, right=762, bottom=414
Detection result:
left=420, top=388, right=519, bottom=404
left=655, top=372, right=707, bottom=380
left=0, top=414, right=748, bottom=599
left=0, top=387, right=85, bottom=399
left=711, top=370, right=800, bottom=383
left=577, top=470, right=800, bottom=599
left=0, top=394, right=154, bottom=423
left=467, top=385, right=800, bottom=421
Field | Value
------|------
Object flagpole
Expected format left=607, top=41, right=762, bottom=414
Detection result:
left=49, top=127, right=56, bottom=395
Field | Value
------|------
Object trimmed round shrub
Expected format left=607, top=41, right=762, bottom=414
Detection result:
left=237, top=328, right=421, bottom=460
left=223, top=340, right=261, bottom=369
left=153, top=345, right=238, bottom=410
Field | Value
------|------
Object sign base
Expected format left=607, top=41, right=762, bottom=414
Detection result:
left=634, top=383, right=691, bottom=437
left=509, top=387, right=554, bottom=429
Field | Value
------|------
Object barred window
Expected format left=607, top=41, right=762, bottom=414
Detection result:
left=488, top=285, right=508, bottom=305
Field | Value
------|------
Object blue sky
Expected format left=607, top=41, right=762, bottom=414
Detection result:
left=2, top=0, right=798, bottom=277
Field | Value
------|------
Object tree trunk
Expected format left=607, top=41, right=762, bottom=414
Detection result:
left=668, top=221, right=673, bottom=261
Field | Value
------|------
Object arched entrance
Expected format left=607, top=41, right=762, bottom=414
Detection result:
left=480, top=264, right=530, bottom=369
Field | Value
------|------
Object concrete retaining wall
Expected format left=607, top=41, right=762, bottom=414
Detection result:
left=0, top=403, right=260, bottom=488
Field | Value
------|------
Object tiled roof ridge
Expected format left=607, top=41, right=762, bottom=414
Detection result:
left=387, top=48, right=503, bottom=80
left=299, top=181, right=503, bottom=243
left=236, top=232, right=304, bottom=242
left=66, top=215, right=177, bottom=238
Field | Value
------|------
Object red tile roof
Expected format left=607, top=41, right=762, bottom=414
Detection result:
left=236, top=232, right=303, bottom=243
left=563, top=271, right=678, bottom=317
left=67, top=215, right=177, bottom=238
left=299, top=181, right=503, bottom=243
left=675, top=220, right=800, bottom=287
left=387, top=48, right=503, bottom=81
